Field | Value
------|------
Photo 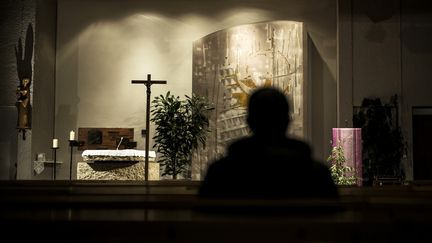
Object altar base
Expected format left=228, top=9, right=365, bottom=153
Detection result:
left=77, top=161, right=159, bottom=180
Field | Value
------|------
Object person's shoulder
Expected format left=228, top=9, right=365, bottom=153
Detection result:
left=311, top=159, right=331, bottom=170
left=198, top=156, right=235, bottom=198
left=206, top=156, right=228, bottom=170
left=283, top=138, right=312, bottom=153
left=226, top=136, right=258, bottom=154
left=309, top=159, right=339, bottom=198
left=285, top=137, right=309, bottom=146
left=229, top=136, right=255, bottom=146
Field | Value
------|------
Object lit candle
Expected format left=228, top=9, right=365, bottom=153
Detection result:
left=69, top=130, right=75, bottom=141
left=52, top=139, right=58, bottom=148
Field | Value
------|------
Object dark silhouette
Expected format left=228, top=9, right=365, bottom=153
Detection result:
left=199, top=87, right=338, bottom=198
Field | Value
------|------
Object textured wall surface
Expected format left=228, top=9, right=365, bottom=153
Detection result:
left=0, top=0, right=57, bottom=180
left=0, top=0, right=35, bottom=180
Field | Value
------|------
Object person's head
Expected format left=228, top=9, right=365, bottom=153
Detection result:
left=247, top=87, right=290, bottom=138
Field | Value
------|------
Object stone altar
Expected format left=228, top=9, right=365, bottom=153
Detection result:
left=77, top=149, right=159, bottom=180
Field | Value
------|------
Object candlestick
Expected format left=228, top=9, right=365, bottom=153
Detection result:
left=52, top=147, right=58, bottom=180
left=52, top=139, right=58, bottom=148
left=69, top=142, right=73, bottom=180
left=69, top=130, right=75, bottom=141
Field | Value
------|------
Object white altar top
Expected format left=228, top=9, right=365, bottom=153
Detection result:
left=82, top=149, right=156, bottom=162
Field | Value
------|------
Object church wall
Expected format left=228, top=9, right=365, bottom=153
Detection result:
left=351, top=0, right=402, bottom=106
left=309, top=36, right=337, bottom=165
left=0, top=0, right=36, bottom=180
left=0, top=0, right=57, bottom=180
left=400, top=1, right=432, bottom=180
left=31, top=0, right=58, bottom=180
left=351, top=0, right=403, bottom=179
left=338, top=0, right=432, bottom=180
left=4, top=0, right=430, bottom=181
left=56, top=0, right=337, bottom=178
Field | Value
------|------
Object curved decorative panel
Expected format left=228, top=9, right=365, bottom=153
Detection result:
left=192, top=21, right=304, bottom=178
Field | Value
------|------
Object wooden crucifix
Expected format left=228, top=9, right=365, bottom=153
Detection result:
left=132, top=74, right=167, bottom=181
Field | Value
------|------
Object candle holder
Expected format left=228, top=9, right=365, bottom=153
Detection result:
left=52, top=147, right=59, bottom=180
left=68, top=140, right=84, bottom=180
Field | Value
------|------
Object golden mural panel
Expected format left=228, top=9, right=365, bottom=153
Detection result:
left=192, top=21, right=304, bottom=178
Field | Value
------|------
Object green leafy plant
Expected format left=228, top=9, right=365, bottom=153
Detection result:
left=353, top=95, right=406, bottom=185
left=327, top=143, right=357, bottom=185
left=151, top=92, right=213, bottom=179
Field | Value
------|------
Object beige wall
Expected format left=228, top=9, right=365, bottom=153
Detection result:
left=4, top=0, right=432, bottom=181
left=56, top=0, right=337, bottom=178
left=31, top=0, right=58, bottom=180
left=7, top=0, right=430, bottom=181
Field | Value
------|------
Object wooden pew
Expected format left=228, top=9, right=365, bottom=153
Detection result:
left=1, top=181, right=432, bottom=242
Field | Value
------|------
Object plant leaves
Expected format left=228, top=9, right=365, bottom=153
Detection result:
left=151, top=92, right=213, bottom=178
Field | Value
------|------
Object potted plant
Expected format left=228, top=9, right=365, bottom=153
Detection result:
left=151, top=92, right=213, bottom=179
left=327, top=143, right=357, bottom=185
left=353, top=95, right=406, bottom=185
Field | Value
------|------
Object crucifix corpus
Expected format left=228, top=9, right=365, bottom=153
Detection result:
left=131, top=74, right=167, bottom=181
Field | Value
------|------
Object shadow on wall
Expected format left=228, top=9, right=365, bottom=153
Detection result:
left=15, top=23, right=33, bottom=140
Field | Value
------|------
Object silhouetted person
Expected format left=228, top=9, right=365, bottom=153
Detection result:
left=199, top=87, right=338, bottom=198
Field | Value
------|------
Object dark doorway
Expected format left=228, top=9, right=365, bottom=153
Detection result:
left=413, top=109, right=432, bottom=180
